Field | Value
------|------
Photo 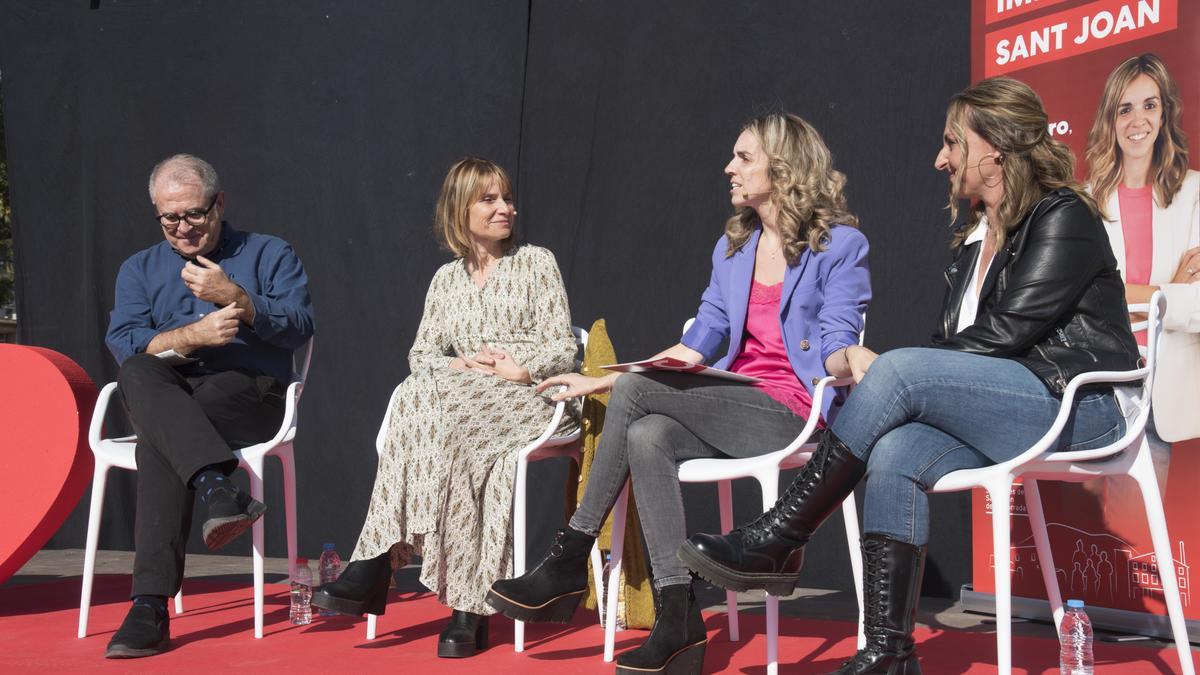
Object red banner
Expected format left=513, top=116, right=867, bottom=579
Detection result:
left=985, top=0, right=1178, bottom=77
left=970, top=0, right=1199, bottom=623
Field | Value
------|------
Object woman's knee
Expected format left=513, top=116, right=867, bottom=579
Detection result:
left=625, top=416, right=680, bottom=470
left=610, top=372, right=649, bottom=404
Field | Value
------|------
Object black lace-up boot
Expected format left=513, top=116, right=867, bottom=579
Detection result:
left=615, top=582, right=707, bottom=674
left=831, top=534, right=926, bottom=675
left=679, top=431, right=866, bottom=595
left=485, top=526, right=594, bottom=622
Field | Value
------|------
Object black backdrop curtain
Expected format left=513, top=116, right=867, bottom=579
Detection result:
left=0, top=0, right=971, bottom=597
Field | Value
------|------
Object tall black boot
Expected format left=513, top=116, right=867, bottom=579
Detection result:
left=485, top=526, right=594, bottom=622
left=679, top=432, right=866, bottom=595
left=831, top=534, right=926, bottom=675
left=615, top=583, right=707, bottom=675
left=310, top=551, right=392, bottom=616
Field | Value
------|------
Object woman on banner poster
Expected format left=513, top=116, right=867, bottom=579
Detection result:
left=1087, top=54, right=1200, bottom=480
left=679, top=77, right=1140, bottom=672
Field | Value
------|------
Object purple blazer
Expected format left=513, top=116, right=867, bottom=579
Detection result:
left=681, top=225, right=871, bottom=420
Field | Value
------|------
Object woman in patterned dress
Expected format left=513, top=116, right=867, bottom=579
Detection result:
left=313, top=157, right=577, bottom=658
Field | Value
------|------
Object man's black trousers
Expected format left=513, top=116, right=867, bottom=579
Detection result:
left=117, top=353, right=284, bottom=597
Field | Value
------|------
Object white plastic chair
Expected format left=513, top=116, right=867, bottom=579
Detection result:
left=79, top=339, right=313, bottom=640
left=364, top=327, right=604, bottom=647
left=922, top=292, right=1195, bottom=675
left=602, top=321, right=867, bottom=675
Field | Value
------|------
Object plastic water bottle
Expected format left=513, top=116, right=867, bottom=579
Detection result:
left=290, top=557, right=313, bottom=625
left=1059, top=599, right=1094, bottom=674
left=598, top=552, right=612, bottom=628
left=317, top=543, right=342, bottom=617
left=597, top=552, right=626, bottom=631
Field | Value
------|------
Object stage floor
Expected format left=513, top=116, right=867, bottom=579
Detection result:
left=1, top=549, right=1191, bottom=673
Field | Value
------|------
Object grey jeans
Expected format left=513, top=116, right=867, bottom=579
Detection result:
left=569, top=372, right=808, bottom=588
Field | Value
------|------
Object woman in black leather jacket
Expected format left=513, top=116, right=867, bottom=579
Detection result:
left=679, top=77, right=1140, bottom=674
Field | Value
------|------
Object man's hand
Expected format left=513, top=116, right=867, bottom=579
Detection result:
left=181, top=256, right=256, bottom=324
left=182, top=256, right=239, bottom=304
left=146, top=303, right=244, bottom=357
left=186, top=304, right=244, bottom=348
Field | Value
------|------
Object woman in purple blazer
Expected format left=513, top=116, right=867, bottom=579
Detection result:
left=485, top=111, right=870, bottom=675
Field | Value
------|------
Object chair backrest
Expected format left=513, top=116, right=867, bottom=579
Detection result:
left=293, top=338, right=315, bottom=384
left=374, top=326, right=588, bottom=455
left=999, top=291, right=1165, bottom=471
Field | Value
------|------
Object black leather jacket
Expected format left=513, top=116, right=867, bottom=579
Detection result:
left=932, top=188, right=1140, bottom=394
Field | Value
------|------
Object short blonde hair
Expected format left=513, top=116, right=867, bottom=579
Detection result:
left=724, top=112, right=857, bottom=264
left=1085, top=53, right=1189, bottom=214
left=433, top=157, right=517, bottom=258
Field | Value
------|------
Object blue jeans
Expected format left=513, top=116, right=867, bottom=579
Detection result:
left=831, top=348, right=1125, bottom=546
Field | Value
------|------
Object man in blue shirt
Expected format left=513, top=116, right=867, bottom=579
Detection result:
left=103, top=154, right=315, bottom=658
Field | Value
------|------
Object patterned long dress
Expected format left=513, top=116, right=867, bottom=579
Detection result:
left=351, top=245, right=578, bottom=615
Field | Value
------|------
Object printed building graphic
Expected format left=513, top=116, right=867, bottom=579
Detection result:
left=984, top=485, right=1191, bottom=611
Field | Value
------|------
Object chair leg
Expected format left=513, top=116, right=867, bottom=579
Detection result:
left=590, top=542, right=604, bottom=622
left=987, top=480, right=1014, bottom=675
left=755, top=473, right=778, bottom=675
left=244, top=457, right=267, bottom=639
left=603, top=481, right=630, bottom=663
left=174, top=588, right=183, bottom=614
left=277, top=447, right=298, bottom=582
left=1024, top=480, right=1064, bottom=630
left=1132, top=448, right=1197, bottom=675
left=367, top=613, right=378, bottom=640
left=718, top=479, right=741, bottom=643
left=78, top=464, right=109, bottom=638
left=841, top=491, right=866, bottom=650
left=512, top=457, right=530, bottom=652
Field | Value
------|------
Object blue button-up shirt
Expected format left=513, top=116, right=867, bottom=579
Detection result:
left=105, top=224, right=316, bottom=384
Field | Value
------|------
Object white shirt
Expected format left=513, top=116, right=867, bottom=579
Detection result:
left=955, top=218, right=993, bottom=334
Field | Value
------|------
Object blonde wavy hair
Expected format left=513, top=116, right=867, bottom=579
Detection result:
left=1085, top=53, right=1189, bottom=215
left=434, top=157, right=518, bottom=258
left=724, top=112, right=857, bottom=264
left=946, top=77, right=1095, bottom=250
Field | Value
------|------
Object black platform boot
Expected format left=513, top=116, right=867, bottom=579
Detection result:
left=438, top=610, right=489, bottom=658
left=615, top=583, right=707, bottom=675
left=310, top=551, right=392, bottom=617
left=485, top=526, right=594, bottom=622
left=679, top=432, right=866, bottom=595
left=831, top=534, right=926, bottom=675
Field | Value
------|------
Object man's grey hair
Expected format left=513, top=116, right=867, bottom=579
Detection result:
left=148, top=154, right=220, bottom=203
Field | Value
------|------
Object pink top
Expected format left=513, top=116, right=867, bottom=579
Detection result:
left=728, top=280, right=818, bottom=423
left=1117, top=184, right=1154, bottom=285
left=1117, top=184, right=1154, bottom=344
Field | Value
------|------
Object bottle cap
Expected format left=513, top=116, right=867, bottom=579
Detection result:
left=297, top=557, right=308, bottom=564
left=323, top=543, right=336, bottom=550
left=1066, top=599, right=1084, bottom=609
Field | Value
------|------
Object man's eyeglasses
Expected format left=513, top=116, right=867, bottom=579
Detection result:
left=157, top=195, right=218, bottom=232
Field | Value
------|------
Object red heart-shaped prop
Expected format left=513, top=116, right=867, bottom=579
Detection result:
left=0, top=345, right=96, bottom=584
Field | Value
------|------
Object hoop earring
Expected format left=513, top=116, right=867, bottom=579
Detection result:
left=978, top=153, right=1002, bottom=188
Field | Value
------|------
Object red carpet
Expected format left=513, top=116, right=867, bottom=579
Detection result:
left=0, top=575, right=1187, bottom=673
